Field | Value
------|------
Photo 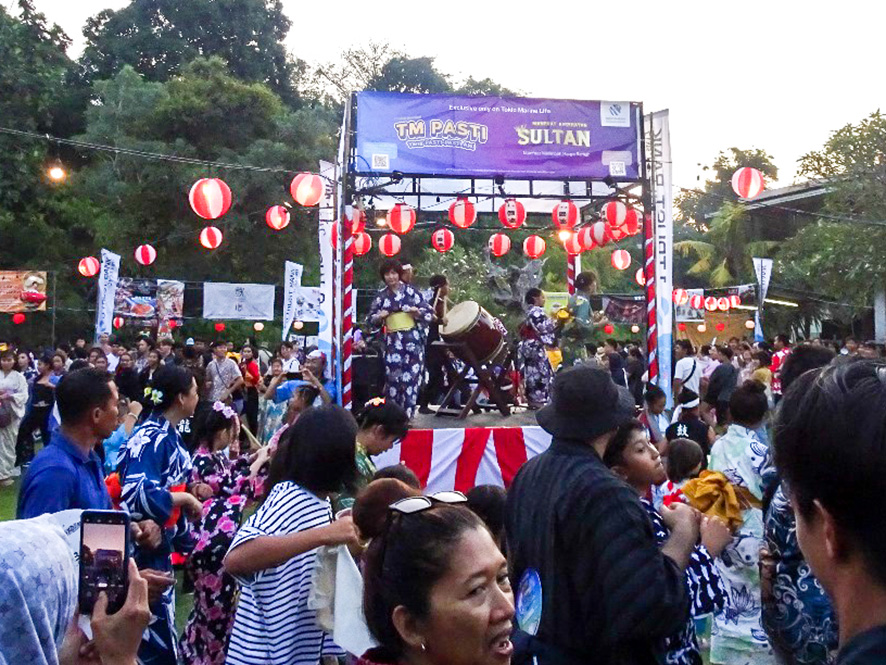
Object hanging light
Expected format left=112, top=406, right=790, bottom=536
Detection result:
left=290, top=173, right=325, bottom=207
left=488, top=233, right=511, bottom=257
left=431, top=228, right=455, bottom=253
left=635, top=268, right=645, bottom=287
left=498, top=199, right=526, bottom=229
left=704, top=296, right=718, bottom=312
left=113, top=316, right=124, bottom=329
left=265, top=205, right=290, bottom=231
left=672, top=288, right=689, bottom=305
left=353, top=231, right=372, bottom=256
left=379, top=233, right=401, bottom=257
left=590, top=221, right=609, bottom=246
left=78, top=256, right=100, bottom=277
left=731, top=167, right=765, bottom=199
left=387, top=203, right=417, bottom=234
left=622, top=208, right=640, bottom=235
left=199, top=226, right=223, bottom=250
left=602, top=200, right=627, bottom=230
left=745, top=319, right=755, bottom=330
left=552, top=200, right=579, bottom=230
left=678, top=322, right=687, bottom=331
left=253, top=322, right=265, bottom=332
left=12, top=313, right=25, bottom=325
left=690, top=294, right=704, bottom=309
left=631, top=324, right=641, bottom=334
left=697, top=324, right=707, bottom=333
left=189, top=178, right=232, bottom=219
left=47, top=165, right=66, bottom=182
left=449, top=198, right=477, bottom=229
left=214, top=322, right=226, bottom=332
left=717, top=297, right=730, bottom=312
left=523, top=235, right=546, bottom=258
left=562, top=232, right=583, bottom=256
left=611, top=249, right=631, bottom=271
left=134, top=244, right=157, bottom=266
left=577, top=226, right=596, bottom=251
left=729, top=294, right=742, bottom=308
left=603, top=324, right=615, bottom=335
left=348, top=207, right=366, bottom=235
left=715, top=322, right=727, bottom=332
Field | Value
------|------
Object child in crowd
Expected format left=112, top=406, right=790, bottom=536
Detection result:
left=371, top=462, right=421, bottom=489
left=466, top=484, right=508, bottom=552
left=179, top=402, right=271, bottom=665
left=266, top=384, right=320, bottom=453
left=102, top=397, right=142, bottom=474
left=604, top=420, right=731, bottom=665
left=661, top=438, right=706, bottom=508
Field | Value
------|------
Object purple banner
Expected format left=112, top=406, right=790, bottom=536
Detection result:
left=355, top=92, right=641, bottom=180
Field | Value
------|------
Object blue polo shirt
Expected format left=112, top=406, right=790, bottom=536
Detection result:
left=17, top=429, right=112, bottom=519
left=273, top=378, right=338, bottom=406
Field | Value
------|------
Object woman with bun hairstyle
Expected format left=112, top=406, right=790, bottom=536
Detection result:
left=359, top=497, right=515, bottom=665
left=117, top=364, right=203, bottom=665
left=707, top=380, right=774, bottom=665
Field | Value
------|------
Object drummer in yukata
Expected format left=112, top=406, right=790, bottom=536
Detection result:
left=368, top=259, right=433, bottom=418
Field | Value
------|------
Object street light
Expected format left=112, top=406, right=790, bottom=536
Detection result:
left=47, top=165, right=66, bottom=182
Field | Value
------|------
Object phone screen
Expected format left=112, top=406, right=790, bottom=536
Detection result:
left=79, top=510, right=130, bottom=615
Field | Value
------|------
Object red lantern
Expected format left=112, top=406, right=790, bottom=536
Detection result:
left=113, top=316, right=124, bottom=329
left=673, top=288, right=689, bottom=305
left=265, top=205, right=290, bottom=231
left=12, top=313, right=25, bottom=325
left=290, top=172, right=324, bottom=207
left=348, top=207, right=366, bottom=235
left=379, top=233, right=401, bottom=257
left=635, top=268, right=645, bottom=287
left=388, top=203, right=417, bottom=234
left=590, top=221, right=610, bottom=246
left=168, top=319, right=178, bottom=330
left=731, top=167, right=765, bottom=199
left=678, top=322, right=687, bottom=332
left=353, top=231, right=372, bottom=256
left=78, top=256, right=100, bottom=277
left=729, top=294, right=741, bottom=308
left=562, top=232, right=583, bottom=256
left=577, top=226, right=597, bottom=251
left=134, top=244, right=157, bottom=266
left=715, top=322, right=727, bottom=332
left=431, top=228, right=454, bottom=253
left=608, top=225, right=628, bottom=242
left=603, top=324, right=615, bottom=335
left=199, top=226, right=223, bottom=250
left=498, top=199, right=526, bottom=229
left=622, top=208, right=640, bottom=235
left=552, top=200, right=579, bottom=230
left=523, top=235, right=546, bottom=258
left=329, top=223, right=339, bottom=250
left=704, top=296, right=718, bottom=312
left=690, top=294, right=704, bottom=309
left=611, top=249, right=631, bottom=271
left=189, top=178, right=232, bottom=220
left=214, top=322, right=226, bottom=332
left=488, top=233, right=511, bottom=257
left=449, top=198, right=476, bottom=229
left=602, top=201, right=627, bottom=230
left=717, top=297, right=730, bottom=312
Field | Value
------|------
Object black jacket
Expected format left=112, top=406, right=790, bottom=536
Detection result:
left=506, top=437, right=689, bottom=665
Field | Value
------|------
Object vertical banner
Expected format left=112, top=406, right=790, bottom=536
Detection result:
left=282, top=261, right=304, bottom=340
left=156, top=279, right=184, bottom=334
left=95, top=249, right=121, bottom=342
left=752, top=257, right=773, bottom=342
left=645, top=110, right=673, bottom=406
left=317, top=161, right=336, bottom=378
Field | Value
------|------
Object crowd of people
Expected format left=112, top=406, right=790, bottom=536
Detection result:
left=2, top=269, right=886, bottom=665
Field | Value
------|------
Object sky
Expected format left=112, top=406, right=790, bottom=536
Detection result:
left=24, top=0, right=886, bottom=193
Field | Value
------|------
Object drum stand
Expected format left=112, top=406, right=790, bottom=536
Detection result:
left=433, top=341, right=511, bottom=419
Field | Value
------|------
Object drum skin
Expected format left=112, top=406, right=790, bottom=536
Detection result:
left=440, top=301, right=506, bottom=365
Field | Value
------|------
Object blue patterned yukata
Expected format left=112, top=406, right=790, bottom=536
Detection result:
left=518, top=304, right=556, bottom=405
left=762, top=481, right=838, bottom=665
left=368, top=283, right=432, bottom=417
left=117, top=414, right=195, bottom=665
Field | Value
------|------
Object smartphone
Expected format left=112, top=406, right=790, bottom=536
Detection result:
left=285, top=371, right=301, bottom=381
left=79, top=510, right=131, bottom=615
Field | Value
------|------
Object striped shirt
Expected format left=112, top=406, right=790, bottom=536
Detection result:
left=225, top=481, right=338, bottom=665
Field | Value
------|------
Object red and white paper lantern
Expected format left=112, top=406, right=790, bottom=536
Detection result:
left=690, top=294, right=704, bottom=309
left=379, top=233, right=401, bottom=257
left=189, top=178, right=232, bottom=220
left=498, top=199, right=526, bottom=229
left=704, top=296, right=718, bottom=312
left=449, top=198, right=477, bottom=229
left=265, top=205, right=290, bottom=231
left=113, top=316, right=125, bottom=329
left=608, top=225, right=628, bottom=242
left=431, top=228, right=454, bottom=253
left=353, top=231, right=372, bottom=256
left=622, top=208, right=640, bottom=236
left=562, top=232, right=583, bottom=256
left=290, top=172, right=324, bottom=207
left=602, top=201, right=628, bottom=230
left=611, top=249, right=631, bottom=271
left=635, top=268, right=645, bottom=287
left=199, top=226, right=223, bottom=250
left=729, top=294, right=742, bottom=308
left=731, top=167, right=765, bottom=199
left=523, top=235, right=546, bottom=259
left=78, top=256, right=100, bottom=277
left=552, top=200, right=579, bottom=230
left=590, top=221, right=610, bottom=246
left=717, top=297, right=730, bottom=312
left=488, top=233, right=511, bottom=257
left=577, top=226, right=597, bottom=251
left=348, top=207, right=366, bottom=235
left=388, top=203, right=417, bottom=234
left=134, top=244, right=157, bottom=266
left=673, top=288, right=689, bottom=305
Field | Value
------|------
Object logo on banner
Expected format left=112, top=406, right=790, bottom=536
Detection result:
left=601, top=101, right=631, bottom=127
left=394, top=118, right=489, bottom=151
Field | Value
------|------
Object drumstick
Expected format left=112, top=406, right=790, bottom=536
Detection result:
left=240, top=423, right=263, bottom=451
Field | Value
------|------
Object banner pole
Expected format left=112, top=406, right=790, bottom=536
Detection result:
left=641, top=108, right=658, bottom=394
left=340, top=94, right=356, bottom=410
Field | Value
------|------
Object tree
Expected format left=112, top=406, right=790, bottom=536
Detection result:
left=80, top=0, right=301, bottom=106
left=367, top=56, right=451, bottom=94
left=309, top=42, right=404, bottom=103
left=454, top=77, right=519, bottom=97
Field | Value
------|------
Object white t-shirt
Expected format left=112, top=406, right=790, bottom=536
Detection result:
left=674, top=356, right=700, bottom=395
left=281, top=357, right=301, bottom=374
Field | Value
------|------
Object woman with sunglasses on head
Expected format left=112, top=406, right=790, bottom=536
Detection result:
left=359, top=492, right=515, bottom=665
left=224, top=404, right=361, bottom=665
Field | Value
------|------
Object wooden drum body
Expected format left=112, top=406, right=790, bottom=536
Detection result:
left=440, top=301, right=507, bottom=366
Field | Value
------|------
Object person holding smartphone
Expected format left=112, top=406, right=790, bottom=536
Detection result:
left=117, top=365, right=203, bottom=665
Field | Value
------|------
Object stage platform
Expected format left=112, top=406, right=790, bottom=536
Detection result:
left=410, top=408, right=538, bottom=430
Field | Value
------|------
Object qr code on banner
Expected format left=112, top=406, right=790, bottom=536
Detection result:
left=372, top=154, right=390, bottom=170
left=609, top=161, right=626, bottom=177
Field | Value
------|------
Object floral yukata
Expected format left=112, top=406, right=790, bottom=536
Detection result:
left=118, top=414, right=195, bottom=665
left=368, top=284, right=432, bottom=418
left=518, top=305, right=556, bottom=405
left=708, top=424, right=776, bottom=665
left=179, top=449, right=265, bottom=665
left=642, top=498, right=728, bottom=665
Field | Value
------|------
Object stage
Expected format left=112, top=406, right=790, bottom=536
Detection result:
left=410, top=408, right=538, bottom=430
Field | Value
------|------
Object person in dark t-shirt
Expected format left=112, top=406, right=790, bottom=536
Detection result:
left=666, top=389, right=716, bottom=456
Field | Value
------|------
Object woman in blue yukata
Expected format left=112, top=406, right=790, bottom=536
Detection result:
left=368, top=259, right=432, bottom=418
left=518, top=288, right=557, bottom=409
left=117, top=364, right=204, bottom=665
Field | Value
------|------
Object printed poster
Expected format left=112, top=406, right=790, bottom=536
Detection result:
left=0, top=270, right=47, bottom=312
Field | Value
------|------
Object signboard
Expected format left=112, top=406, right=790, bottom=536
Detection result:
left=202, top=282, right=275, bottom=320
left=282, top=261, right=304, bottom=340
left=0, top=271, right=47, bottom=312
left=114, top=278, right=184, bottom=333
left=355, top=92, right=641, bottom=180
left=95, top=249, right=120, bottom=342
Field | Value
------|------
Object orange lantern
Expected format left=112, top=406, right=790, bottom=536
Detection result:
left=134, top=244, right=157, bottom=266
left=523, top=235, right=546, bottom=258
left=431, top=228, right=454, bottom=253
left=290, top=172, right=325, bottom=207
left=672, top=288, right=689, bottom=305
left=611, top=249, right=631, bottom=271
left=199, top=226, right=223, bottom=250
left=353, top=231, right=372, bottom=256
left=189, top=178, right=232, bottom=220
left=590, top=221, right=610, bottom=246
left=498, top=199, right=526, bottom=229
left=731, top=167, right=765, bottom=199
left=265, top=205, right=290, bottom=231
left=552, top=200, right=579, bottom=230
left=78, top=256, right=100, bottom=277
left=388, top=203, right=417, bottom=234
left=12, top=313, right=25, bottom=325
left=488, top=233, right=511, bottom=257
left=449, top=198, right=476, bottom=229
left=379, top=233, right=401, bottom=257
left=602, top=200, right=627, bottom=230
